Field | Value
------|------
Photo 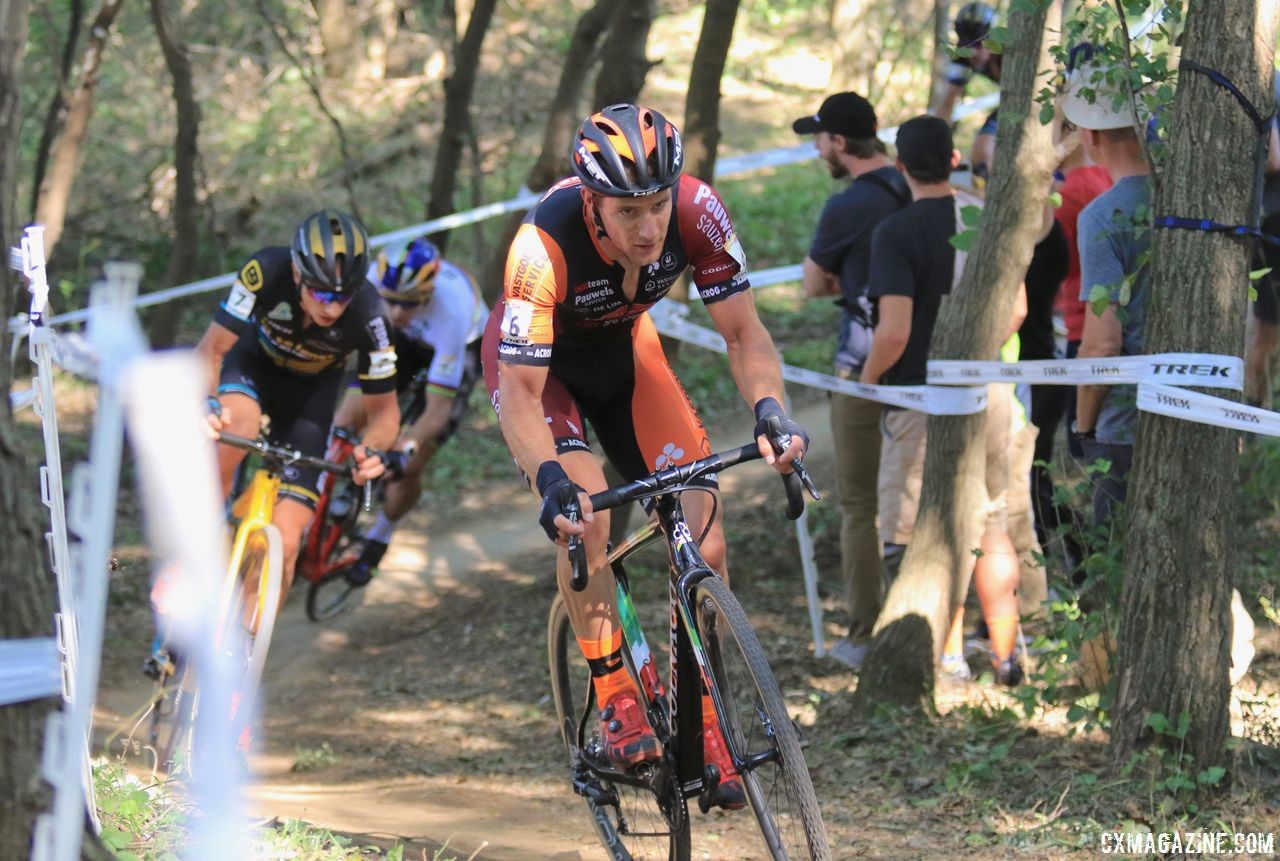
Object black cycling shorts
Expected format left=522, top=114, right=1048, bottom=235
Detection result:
left=218, top=340, right=343, bottom=508
left=352, top=333, right=482, bottom=447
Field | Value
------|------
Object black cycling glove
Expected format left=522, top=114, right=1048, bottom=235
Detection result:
left=535, top=460, right=584, bottom=543
left=753, top=396, right=810, bottom=456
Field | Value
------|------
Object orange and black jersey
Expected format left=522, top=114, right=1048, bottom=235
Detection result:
left=496, top=174, right=750, bottom=365
left=213, top=247, right=398, bottom=394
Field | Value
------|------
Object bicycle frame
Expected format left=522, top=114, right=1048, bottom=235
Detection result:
left=224, top=466, right=282, bottom=634
left=298, top=428, right=359, bottom=584
left=609, top=491, right=741, bottom=801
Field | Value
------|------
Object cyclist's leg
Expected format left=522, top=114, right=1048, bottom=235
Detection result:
left=625, top=315, right=726, bottom=575
left=215, top=343, right=269, bottom=496
left=272, top=497, right=315, bottom=596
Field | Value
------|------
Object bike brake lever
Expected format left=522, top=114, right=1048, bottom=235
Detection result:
left=791, top=457, right=821, bottom=502
left=564, top=491, right=589, bottom=592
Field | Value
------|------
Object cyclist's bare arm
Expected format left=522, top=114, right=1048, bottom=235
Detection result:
left=497, top=361, right=592, bottom=537
left=351, top=390, right=400, bottom=482
left=195, top=321, right=238, bottom=396
left=704, top=291, right=804, bottom=468
left=406, top=389, right=454, bottom=447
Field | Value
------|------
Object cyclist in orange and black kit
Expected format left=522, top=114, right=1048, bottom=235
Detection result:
left=196, top=210, right=401, bottom=595
left=482, top=104, right=808, bottom=810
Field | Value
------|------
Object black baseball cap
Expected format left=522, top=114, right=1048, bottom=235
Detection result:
left=894, top=115, right=954, bottom=171
left=792, top=92, right=878, bottom=138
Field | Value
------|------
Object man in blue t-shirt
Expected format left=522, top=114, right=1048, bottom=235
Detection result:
left=795, top=91, right=910, bottom=670
left=1063, top=60, right=1153, bottom=526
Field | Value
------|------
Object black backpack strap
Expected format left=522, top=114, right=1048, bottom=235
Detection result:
left=855, top=171, right=911, bottom=208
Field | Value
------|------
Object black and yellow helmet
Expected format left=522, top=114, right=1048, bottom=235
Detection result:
left=290, top=210, right=370, bottom=294
left=571, top=104, right=683, bottom=197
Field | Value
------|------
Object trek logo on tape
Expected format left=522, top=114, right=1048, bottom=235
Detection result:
left=1151, top=362, right=1232, bottom=378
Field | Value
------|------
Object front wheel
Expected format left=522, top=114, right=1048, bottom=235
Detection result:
left=223, top=524, right=284, bottom=742
left=547, top=594, right=690, bottom=861
left=694, top=577, right=831, bottom=861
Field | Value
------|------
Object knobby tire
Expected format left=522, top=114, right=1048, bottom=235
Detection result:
left=548, top=594, right=691, bottom=861
left=694, top=577, right=831, bottom=861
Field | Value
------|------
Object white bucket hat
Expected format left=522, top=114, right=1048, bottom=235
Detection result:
left=1061, top=61, right=1142, bottom=131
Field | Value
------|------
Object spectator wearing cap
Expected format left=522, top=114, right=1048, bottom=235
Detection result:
left=794, top=92, right=910, bottom=671
left=862, top=115, right=1027, bottom=686
left=1065, top=61, right=1153, bottom=526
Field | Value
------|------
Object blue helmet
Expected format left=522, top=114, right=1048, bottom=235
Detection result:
left=375, top=237, right=441, bottom=303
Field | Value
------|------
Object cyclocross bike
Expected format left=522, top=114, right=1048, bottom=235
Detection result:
left=547, top=440, right=833, bottom=860
left=299, top=370, right=429, bottom=621
left=146, top=431, right=362, bottom=774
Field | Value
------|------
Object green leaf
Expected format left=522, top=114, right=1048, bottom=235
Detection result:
left=1249, top=266, right=1271, bottom=281
left=1197, top=766, right=1226, bottom=786
left=960, top=205, right=984, bottom=227
left=100, top=826, right=132, bottom=851
left=1088, top=285, right=1111, bottom=317
left=949, top=229, right=977, bottom=252
left=1048, top=191, right=1063, bottom=209
left=1145, top=711, right=1172, bottom=735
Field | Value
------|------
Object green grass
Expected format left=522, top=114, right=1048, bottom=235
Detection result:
left=92, top=760, right=434, bottom=860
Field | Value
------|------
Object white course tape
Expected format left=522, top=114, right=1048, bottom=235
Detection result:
left=928, top=353, right=1244, bottom=390
left=1138, top=383, right=1280, bottom=437
left=0, top=638, right=62, bottom=706
left=648, top=299, right=987, bottom=415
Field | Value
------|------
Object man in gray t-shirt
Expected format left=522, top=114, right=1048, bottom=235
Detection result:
left=1064, top=60, right=1153, bottom=524
left=795, top=92, right=908, bottom=669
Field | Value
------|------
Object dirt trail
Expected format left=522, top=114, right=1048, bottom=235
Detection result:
left=95, top=401, right=842, bottom=860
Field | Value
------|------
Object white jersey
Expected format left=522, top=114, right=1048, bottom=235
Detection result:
left=370, top=259, right=485, bottom=392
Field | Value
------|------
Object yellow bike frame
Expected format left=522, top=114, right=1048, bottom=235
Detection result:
left=222, top=467, right=282, bottom=635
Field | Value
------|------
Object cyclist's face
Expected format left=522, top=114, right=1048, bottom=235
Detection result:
left=593, top=190, right=673, bottom=266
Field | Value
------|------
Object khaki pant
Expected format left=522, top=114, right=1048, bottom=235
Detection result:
left=1007, top=421, right=1047, bottom=618
left=878, top=385, right=1011, bottom=548
left=829, top=392, right=884, bottom=641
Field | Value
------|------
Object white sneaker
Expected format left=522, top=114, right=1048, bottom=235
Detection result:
left=940, top=653, right=973, bottom=682
left=828, top=638, right=869, bottom=670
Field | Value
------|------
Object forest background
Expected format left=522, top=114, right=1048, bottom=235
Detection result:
left=2, top=0, right=1280, bottom=858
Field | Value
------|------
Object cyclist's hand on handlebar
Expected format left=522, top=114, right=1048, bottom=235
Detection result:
left=351, top=445, right=388, bottom=485
left=753, top=396, right=809, bottom=473
left=536, top=460, right=593, bottom=546
left=204, top=396, right=229, bottom=438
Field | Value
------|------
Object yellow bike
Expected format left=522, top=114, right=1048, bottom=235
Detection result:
left=147, top=431, right=356, bottom=775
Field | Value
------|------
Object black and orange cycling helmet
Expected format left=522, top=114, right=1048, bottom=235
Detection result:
left=954, top=1, right=997, bottom=48
left=290, top=209, right=370, bottom=294
left=571, top=104, right=683, bottom=197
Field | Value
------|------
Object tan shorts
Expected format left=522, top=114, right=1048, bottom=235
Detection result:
left=877, top=384, right=1011, bottom=547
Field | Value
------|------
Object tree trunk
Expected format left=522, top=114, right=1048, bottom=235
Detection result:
left=853, top=0, right=1060, bottom=713
left=592, top=0, right=657, bottom=109
left=478, top=0, right=619, bottom=308
left=29, top=0, right=84, bottom=221
left=0, top=2, right=61, bottom=857
left=425, top=0, right=497, bottom=252
left=146, top=0, right=202, bottom=349
left=927, top=0, right=953, bottom=114
left=312, top=0, right=356, bottom=78
left=661, top=0, right=740, bottom=332
left=683, top=0, right=740, bottom=186
left=31, top=0, right=125, bottom=257
left=526, top=0, right=619, bottom=194
left=1108, top=0, right=1280, bottom=772
left=829, top=0, right=862, bottom=91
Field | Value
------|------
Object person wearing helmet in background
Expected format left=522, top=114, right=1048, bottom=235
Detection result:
left=935, top=1, right=1002, bottom=181
left=331, top=237, right=485, bottom=585
left=195, top=210, right=401, bottom=594
left=481, top=104, right=807, bottom=809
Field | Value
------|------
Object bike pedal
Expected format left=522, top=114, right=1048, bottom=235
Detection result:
left=696, top=764, right=723, bottom=814
left=141, top=653, right=172, bottom=681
